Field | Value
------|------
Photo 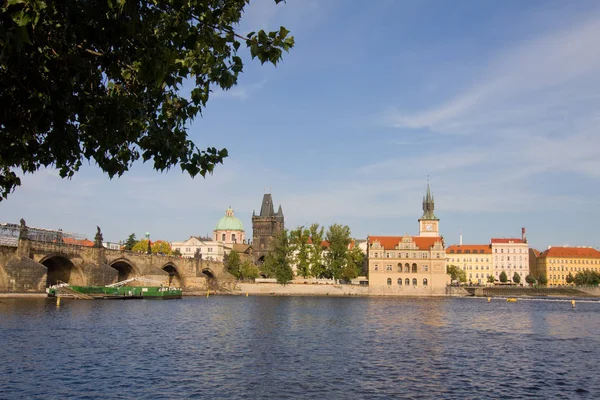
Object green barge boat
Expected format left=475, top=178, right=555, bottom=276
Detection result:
left=47, top=278, right=182, bottom=300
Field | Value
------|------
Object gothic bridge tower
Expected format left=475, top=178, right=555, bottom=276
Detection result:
left=418, top=183, right=440, bottom=237
left=252, top=193, right=284, bottom=263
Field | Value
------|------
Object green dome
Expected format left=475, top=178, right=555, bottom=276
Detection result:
left=214, top=207, right=244, bottom=231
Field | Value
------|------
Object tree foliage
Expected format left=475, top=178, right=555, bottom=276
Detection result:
left=308, top=223, right=325, bottom=278
left=499, top=271, right=508, bottom=283
left=525, top=274, right=536, bottom=286
left=132, top=239, right=148, bottom=253
left=289, top=226, right=311, bottom=278
left=152, top=240, right=171, bottom=255
left=131, top=239, right=170, bottom=254
left=447, top=265, right=466, bottom=283
left=574, top=270, right=600, bottom=286
left=343, top=245, right=365, bottom=282
left=565, top=273, right=574, bottom=284
left=487, top=275, right=496, bottom=283
left=240, top=260, right=260, bottom=280
left=537, top=274, right=548, bottom=286
left=324, top=223, right=352, bottom=280
left=224, top=250, right=241, bottom=279
left=123, top=233, right=137, bottom=251
left=0, top=0, right=294, bottom=200
left=512, top=272, right=521, bottom=285
left=262, top=229, right=293, bottom=284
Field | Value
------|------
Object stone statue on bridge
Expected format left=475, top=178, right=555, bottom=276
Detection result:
left=94, top=226, right=103, bottom=248
left=18, top=218, right=28, bottom=240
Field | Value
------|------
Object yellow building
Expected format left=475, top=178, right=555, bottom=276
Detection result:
left=367, top=184, right=449, bottom=293
left=446, top=244, right=493, bottom=284
left=534, top=246, right=600, bottom=286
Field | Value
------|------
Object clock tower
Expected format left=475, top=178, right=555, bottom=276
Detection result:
left=418, top=183, right=439, bottom=237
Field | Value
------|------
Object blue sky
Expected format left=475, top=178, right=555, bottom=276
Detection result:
left=2, top=0, right=600, bottom=251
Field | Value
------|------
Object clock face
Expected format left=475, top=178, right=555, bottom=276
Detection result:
left=426, top=224, right=433, bottom=231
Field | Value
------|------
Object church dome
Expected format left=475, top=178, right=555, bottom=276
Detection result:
left=214, top=207, right=244, bottom=231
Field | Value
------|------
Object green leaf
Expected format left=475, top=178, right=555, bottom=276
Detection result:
left=11, top=10, right=32, bottom=26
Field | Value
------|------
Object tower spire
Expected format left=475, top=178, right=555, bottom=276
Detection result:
left=421, top=181, right=437, bottom=220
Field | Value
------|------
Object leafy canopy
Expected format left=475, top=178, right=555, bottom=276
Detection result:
left=447, top=265, right=466, bottom=283
left=262, top=229, right=293, bottom=284
left=512, top=272, right=521, bottom=284
left=499, top=271, right=508, bottom=283
left=0, top=0, right=294, bottom=200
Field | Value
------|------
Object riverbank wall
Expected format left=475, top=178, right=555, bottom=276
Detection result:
left=188, top=282, right=450, bottom=297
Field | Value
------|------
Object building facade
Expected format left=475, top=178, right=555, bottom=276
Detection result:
left=490, top=228, right=529, bottom=283
left=252, top=193, right=284, bottom=263
left=367, top=184, right=449, bottom=292
left=534, top=246, right=600, bottom=286
left=170, top=236, right=228, bottom=262
left=446, top=244, right=493, bottom=284
left=213, top=207, right=246, bottom=246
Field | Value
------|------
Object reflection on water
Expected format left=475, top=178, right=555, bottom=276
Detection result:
left=0, top=296, right=599, bottom=399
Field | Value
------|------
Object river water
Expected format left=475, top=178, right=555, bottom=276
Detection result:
left=1, top=296, right=599, bottom=399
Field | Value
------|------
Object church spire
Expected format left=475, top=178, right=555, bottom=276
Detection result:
left=421, top=183, right=437, bottom=220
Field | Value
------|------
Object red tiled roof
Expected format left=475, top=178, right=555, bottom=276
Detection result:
left=491, top=238, right=525, bottom=244
left=538, top=247, right=600, bottom=259
left=530, top=248, right=541, bottom=257
left=368, top=236, right=442, bottom=251
left=446, top=244, right=491, bottom=254
left=307, top=237, right=330, bottom=247
left=62, top=237, right=94, bottom=247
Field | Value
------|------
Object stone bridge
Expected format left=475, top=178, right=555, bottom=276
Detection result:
left=0, top=238, right=235, bottom=294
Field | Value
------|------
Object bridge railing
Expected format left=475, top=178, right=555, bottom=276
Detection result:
left=0, top=222, right=89, bottom=249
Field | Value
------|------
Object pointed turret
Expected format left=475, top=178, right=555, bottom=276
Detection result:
left=421, top=183, right=437, bottom=220
left=259, top=194, right=275, bottom=217
left=277, top=205, right=283, bottom=216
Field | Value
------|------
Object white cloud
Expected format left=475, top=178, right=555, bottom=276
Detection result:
left=385, top=15, right=600, bottom=135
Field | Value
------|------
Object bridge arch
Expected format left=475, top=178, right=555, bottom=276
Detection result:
left=109, top=258, right=140, bottom=282
left=40, top=254, right=85, bottom=287
left=202, top=268, right=218, bottom=290
left=162, top=263, right=183, bottom=288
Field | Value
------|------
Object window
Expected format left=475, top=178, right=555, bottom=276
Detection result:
left=221, top=233, right=226, bottom=241
left=405, top=278, right=410, bottom=286
left=412, top=263, right=417, bottom=273
left=423, top=265, right=428, bottom=272
left=386, top=264, right=392, bottom=271
left=412, top=278, right=417, bottom=286
left=404, top=263, right=410, bottom=273
left=397, top=278, right=402, bottom=286
left=397, top=263, right=402, bottom=272
left=374, top=265, right=379, bottom=271
left=423, top=278, right=428, bottom=286
left=232, top=233, right=236, bottom=243
left=387, top=278, right=392, bottom=285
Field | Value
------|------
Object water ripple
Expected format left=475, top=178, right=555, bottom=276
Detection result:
left=0, top=297, right=599, bottom=399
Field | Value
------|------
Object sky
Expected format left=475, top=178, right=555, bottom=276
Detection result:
left=2, top=0, right=600, bottom=251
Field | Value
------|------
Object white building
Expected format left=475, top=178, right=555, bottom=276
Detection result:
left=491, top=228, right=529, bottom=283
left=171, top=236, right=229, bottom=262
